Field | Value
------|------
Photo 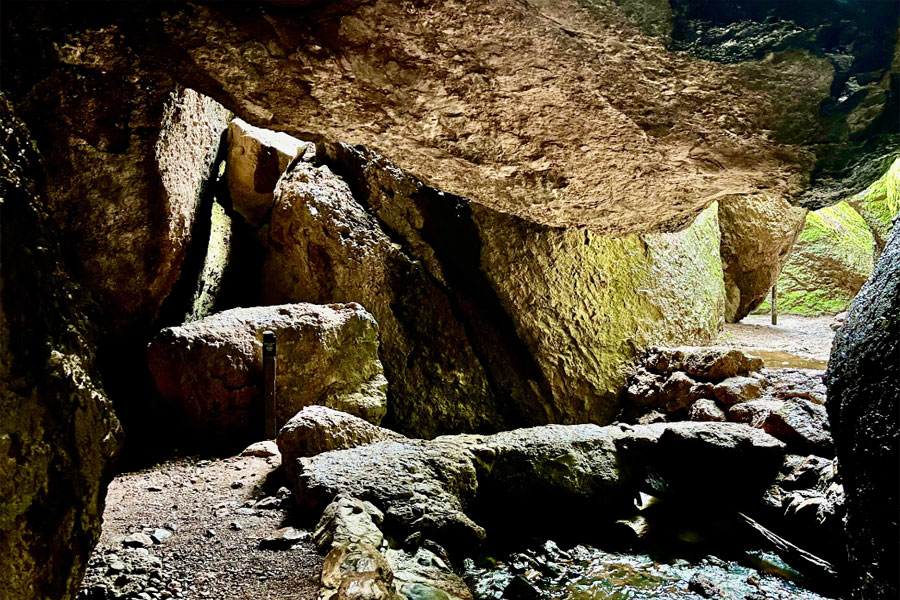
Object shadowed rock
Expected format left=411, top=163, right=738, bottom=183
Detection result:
left=826, top=224, right=900, bottom=600
left=148, top=303, right=387, bottom=440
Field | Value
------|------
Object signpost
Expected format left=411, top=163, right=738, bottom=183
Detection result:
left=263, top=330, right=277, bottom=439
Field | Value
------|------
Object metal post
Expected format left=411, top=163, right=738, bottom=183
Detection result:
left=771, top=282, right=778, bottom=326
left=263, top=330, right=277, bottom=439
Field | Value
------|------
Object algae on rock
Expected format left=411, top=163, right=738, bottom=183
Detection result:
left=474, top=203, right=725, bottom=425
left=758, top=202, right=875, bottom=316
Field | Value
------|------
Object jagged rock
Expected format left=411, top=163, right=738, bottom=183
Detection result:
left=689, top=399, right=727, bottom=422
left=760, top=455, right=845, bottom=564
left=263, top=161, right=503, bottom=438
left=756, top=202, right=875, bottom=316
left=688, top=572, right=723, bottom=598
left=225, top=118, right=313, bottom=227
left=643, top=347, right=764, bottom=380
left=386, top=548, right=473, bottom=600
left=718, top=194, right=808, bottom=322
left=258, top=527, right=307, bottom=550
left=846, top=157, right=899, bottom=257
left=727, top=400, right=786, bottom=428
left=762, top=399, right=833, bottom=456
left=148, top=303, right=387, bottom=439
left=277, top=407, right=405, bottom=481
left=625, top=369, right=714, bottom=413
left=825, top=225, right=900, bottom=600
left=712, top=376, right=765, bottom=405
left=313, top=495, right=386, bottom=553
left=0, top=96, right=122, bottom=600
left=182, top=199, right=234, bottom=324
left=12, top=73, right=228, bottom=333
left=10, top=1, right=894, bottom=234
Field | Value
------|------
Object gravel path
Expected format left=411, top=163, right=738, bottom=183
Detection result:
left=715, top=314, right=836, bottom=366
left=79, top=448, right=321, bottom=600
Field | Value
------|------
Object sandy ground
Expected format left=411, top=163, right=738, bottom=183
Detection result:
left=715, top=314, right=836, bottom=367
left=79, top=449, right=321, bottom=600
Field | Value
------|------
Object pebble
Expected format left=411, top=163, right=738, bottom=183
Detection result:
left=151, top=529, right=173, bottom=544
left=204, top=529, right=216, bottom=539
left=258, top=527, right=307, bottom=550
left=229, top=521, right=243, bottom=531
left=123, top=533, right=154, bottom=548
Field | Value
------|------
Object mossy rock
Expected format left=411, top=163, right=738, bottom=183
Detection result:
left=758, top=202, right=875, bottom=316
left=847, top=156, right=900, bottom=257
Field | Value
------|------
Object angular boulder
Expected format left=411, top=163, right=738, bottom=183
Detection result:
left=825, top=224, right=900, bottom=600
left=225, top=118, right=313, bottom=227
left=689, top=399, right=727, bottom=422
left=727, top=400, right=786, bottom=428
left=313, top=495, right=385, bottom=554
left=148, top=303, right=387, bottom=439
left=718, top=194, right=807, bottom=322
left=643, top=347, right=764, bottom=380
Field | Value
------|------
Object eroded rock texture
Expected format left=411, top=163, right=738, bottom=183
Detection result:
left=4, top=1, right=897, bottom=236
left=0, top=97, right=123, bottom=600
left=718, top=194, right=807, bottom=322
left=826, top=225, right=900, bottom=600
left=148, top=304, right=387, bottom=441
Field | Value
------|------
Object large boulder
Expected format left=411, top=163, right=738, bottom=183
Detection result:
left=846, top=157, right=899, bottom=257
left=0, top=97, right=122, bottom=600
left=756, top=202, right=875, bottom=316
left=825, top=224, right=900, bottom=600
left=288, top=422, right=786, bottom=554
left=225, top=118, right=313, bottom=227
left=147, top=303, right=387, bottom=439
left=717, top=194, right=807, bottom=322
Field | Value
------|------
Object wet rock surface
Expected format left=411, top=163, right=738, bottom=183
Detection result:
left=621, top=347, right=834, bottom=457
left=148, top=303, right=387, bottom=440
left=826, top=225, right=900, bottom=600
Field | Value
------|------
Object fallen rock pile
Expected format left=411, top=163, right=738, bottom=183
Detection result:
left=621, top=347, right=834, bottom=457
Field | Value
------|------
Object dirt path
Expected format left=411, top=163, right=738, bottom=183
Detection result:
left=78, top=448, right=321, bottom=600
left=714, top=314, right=836, bottom=367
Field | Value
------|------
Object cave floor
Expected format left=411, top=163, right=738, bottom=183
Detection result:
left=81, top=450, right=321, bottom=600
left=715, top=314, right=835, bottom=366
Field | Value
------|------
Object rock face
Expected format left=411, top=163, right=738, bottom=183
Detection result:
left=288, top=422, right=786, bottom=554
left=717, top=194, right=807, bottom=322
left=14, top=75, right=228, bottom=334
left=265, top=146, right=725, bottom=436
left=756, top=202, right=875, bottom=316
left=5, top=2, right=896, bottom=237
left=0, top=97, right=122, bottom=600
left=147, top=303, right=387, bottom=439
left=225, top=118, right=313, bottom=227
left=825, top=225, right=900, bottom=600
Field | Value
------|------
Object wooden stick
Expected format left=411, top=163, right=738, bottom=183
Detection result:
left=263, top=330, right=277, bottom=439
left=737, top=512, right=837, bottom=584
left=771, top=282, right=778, bottom=325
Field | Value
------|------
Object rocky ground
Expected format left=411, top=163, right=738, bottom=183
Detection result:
left=77, top=446, right=321, bottom=600
left=716, top=315, right=835, bottom=365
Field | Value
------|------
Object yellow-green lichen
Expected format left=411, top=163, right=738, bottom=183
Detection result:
left=475, top=203, right=724, bottom=425
left=847, top=156, right=900, bottom=253
left=758, top=201, right=874, bottom=316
